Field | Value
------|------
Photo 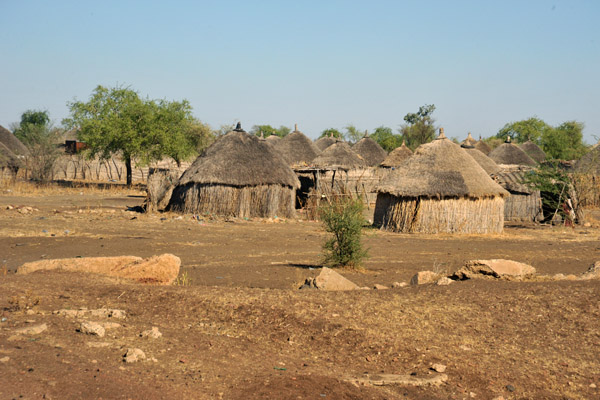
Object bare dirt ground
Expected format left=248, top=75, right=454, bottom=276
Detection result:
left=1, top=182, right=600, bottom=399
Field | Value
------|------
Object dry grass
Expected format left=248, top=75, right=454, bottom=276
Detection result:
left=0, top=178, right=145, bottom=197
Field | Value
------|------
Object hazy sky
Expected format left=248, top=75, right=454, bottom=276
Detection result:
left=1, top=0, right=598, bottom=143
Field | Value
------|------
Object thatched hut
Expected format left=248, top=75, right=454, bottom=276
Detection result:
left=274, top=124, right=321, bottom=168
left=475, top=137, right=492, bottom=155
left=574, top=143, right=600, bottom=207
left=380, top=141, right=413, bottom=168
left=312, top=142, right=367, bottom=171
left=352, top=134, right=387, bottom=167
left=374, top=129, right=508, bottom=234
left=0, top=125, right=28, bottom=156
left=488, top=137, right=537, bottom=166
left=461, top=144, right=500, bottom=175
left=264, top=134, right=281, bottom=147
left=168, top=124, right=300, bottom=218
left=314, top=135, right=341, bottom=151
left=491, top=166, right=543, bottom=222
left=460, top=132, right=477, bottom=148
left=0, top=142, right=23, bottom=175
left=520, top=141, right=546, bottom=163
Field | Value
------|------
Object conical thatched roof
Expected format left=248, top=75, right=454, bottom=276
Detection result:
left=575, top=145, right=600, bottom=174
left=0, top=125, right=28, bottom=156
left=520, top=141, right=546, bottom=163
left=273, top=127, right=321, bottom=167
left=460, top=132, right=477, bottom=147
left=0, top=142, right=23, bottom=169
left=352, top=136, right=387, bottom=166
left=461, top=145, right=500, bottom=175
left=265, top=134, right=281, bottom=144
left=311, top=142, right=366, bottom=171
left=377, top=133, right=508, bottom=199
left=177, top=128, right=299, bottom=189
left=488, top=141, right=537, bottom=166
left=380, top=142, right=413, bottom=168
left=475, top=139, right=492, bottom=155
left=314, top=135, right=341, bottom=151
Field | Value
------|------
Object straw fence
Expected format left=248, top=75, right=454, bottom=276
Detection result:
left=573, top=173, right=600, bottom=208
left=504, top=191, right=543, bottom=222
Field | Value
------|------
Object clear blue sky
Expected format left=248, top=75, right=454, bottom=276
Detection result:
left=1, top=0, right=599, bottom=143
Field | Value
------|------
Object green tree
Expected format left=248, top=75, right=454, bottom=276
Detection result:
left=496, top=117, right=552, bottom=143
left=541, top=121, right=587, bottom=160
left=400, top=104, right=436, bottom=149
left=63, top=85, right=199, bottom=186
left=250, top=124, right=291, bottom=138
left=13, top=109, right=51, bottom=142
left=370, top=126, right=403, bottom=152
left=344, top=124, right=364, bottom=143
left=319, top=128, right=343, bottom=139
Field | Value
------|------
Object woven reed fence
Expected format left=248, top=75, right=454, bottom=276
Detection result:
left=504, top=191, right=543, bottom=222
left=573, top=174, right=600, bottom=208
left=373, top=194, right=505, bottom=234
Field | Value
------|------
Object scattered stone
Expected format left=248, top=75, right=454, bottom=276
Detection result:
left=15, top=323, right=47, bottom=335
left=358, top=286, right=371, bottom=290
left=436, top=277, right=454, bottom=286
left=140, top=327, right=162, bottom=339
left=391, top=282, right=407, bottom=288
left=78, top=321, right=105, bottom=337
left=102, top=322, right=121, bottom=330
left=580, top=261, right=600, bottom=280
left=459, top=345, right=472, bottom=351
left=584, top=222, right=592, bottom=228
left=302, top=267, right=359, bottom=291
left=430, top=363, right=446, bottom=373
left=505, top=384, right=515, bottom=392
left=552, top=273, right=578, bottom=281
left=25, top=309, right=36, bottom=315
left=124, top=348, right=146, bottom=363
left=373, top=284, right=389, bottom=290
left=491, top=396, right=505, bottom=400
left=17, top=254, right=181, bottom=285
left=86, top=342, right=110, bottom=348
left=0, top=356, right=9, bottom=363
left=410, top=271, right=439, bottom=285
left=345, top=372, right=447, bottom=387
left=6, top=205, right=14, bottom=210
left=590, top=383, right=597, bottom=389
left=452, top=259, right=536, bottom=281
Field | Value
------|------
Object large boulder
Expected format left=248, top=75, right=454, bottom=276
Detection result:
left=17, top=254, right=181, bottom=285
left=580, top=261, right=600, bottom=280
left=410, top=271, right=440, bottom=285
left=452, top=259, right=536, bottom=281
left=303, top=267, right=358, bottom=291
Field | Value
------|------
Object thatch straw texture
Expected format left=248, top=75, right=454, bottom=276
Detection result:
left=520, top=141, right=546, bottom=163
left=373, top=194, right=505, bottom=234
left=489, top=143, right=537, bottom=166
left=376, top=138, right=508, bottom=199
left=0, top=125, right=28, bottom=156
left=274, top=130, right=321, bottom=167
left=574, top=145, right=600, bottom=207
left=265, top=135, right=281, bottom=144
left=314, top=136, right=341, bottom=151
left=492, top=167, right=542, bottom=222
left=380, top=143, right=413, bottom=168
left=475, top=140, right=492, bottom=155
left=352, top=137, right=387, bottom=166
left=462, top=146, right=500, bottom=175
left=575, top=145, right=600, bottom=175
left=0, top=142, right=23, bottom=170
left=311, top=142, right=367, bottom=171
left=460, top=133, right=477, bottom=148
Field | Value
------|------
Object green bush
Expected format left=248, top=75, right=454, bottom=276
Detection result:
left=319, top=196, right=369, bottom=269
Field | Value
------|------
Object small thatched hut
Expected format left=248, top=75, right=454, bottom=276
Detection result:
left=352, top=134, right=387, bottom=167
left=520, top=141, right=546, bottom=163
left=0, top=142, right=23, bottom=174
left=461, top=144, right=500, bottom=175
left=574, top=143, right=600, bottom=207
left=314, top=135, right=341, bottom=151
left=312, top=142, right=367, bottom=171
left=492, top=166, right=543, bottom=222
left=380, top=141, right=413, bottom=168
left=168, top=124, right=300, bottom=218
left=460, top=132, right=477, bottom=148
left=264, top=134, right=281, bottom=147
left=374, top=129, right=508, bottom=234
left=488, top=137, right=537, bottom=166
left=0, top=125, right=28, bottom=156
left=274, top=125, right=321, bottom=168
left=475, top=137, right=492, bottom=155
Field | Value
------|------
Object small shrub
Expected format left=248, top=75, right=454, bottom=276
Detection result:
left=173, top=270, right=191, bottom=286
left=319, top=195, right=369, bottom=269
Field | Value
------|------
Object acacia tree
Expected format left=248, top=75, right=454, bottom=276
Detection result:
left=250, top=124, right=291, bottom=138
left=63, top=85, right=199, bottom=186
left=319, top=128, right=343, bottom=139
left=400, top=104, right=436, bottom=149
left=496, top=117, right=552, bottom=144
left=344, top=124, right=364, bottom=143
left=371, top=126, right=403, bottom=152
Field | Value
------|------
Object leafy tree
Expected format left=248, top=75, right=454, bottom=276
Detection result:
left=186, top=119, right=215, bottom=154
left=250, top=124, right=291, bottom=138
left=541, top=121, right=587, bottom=160
left=524, top=161, right=576, bottom=224
left=319, top=128, right=343, bottom=139
left=214, top=122, right=236, bottom=137
left=344, top=124, right=364, bottom=143
left=400, top=104, right=436, bottom=149
left=63, top=85, right=199, bottom=186
left=370, top=126, right=403, bottom=152
left=13, top=109, right=51, bottom=142
left=496, top=117, right=552, bottom=143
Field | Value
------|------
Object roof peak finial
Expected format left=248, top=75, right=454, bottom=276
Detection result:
left=234, top=122, right=244, bottom=132
left=438, top=127, right=446, bottom=139
left=364, top=129, right=368, bottom=138
left=505, top=136, right=512, bottom=143
left=294, top=123, right=298, bottom=132
left=467, top=132, right=473, bottom=139
left=260, top=130, right=264, bottom=138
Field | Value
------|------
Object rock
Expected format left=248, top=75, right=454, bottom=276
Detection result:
left=55, top=308, right=127, bottom=319
left=102, top=322, right=121, bottom=330
left=304, top=267, right=359, bottom=291
left=590, top=383, right=597, bottom=389
left=373, top=284, right=388, bottom=290
left=86, top=342, right=111, bottom=348
left=410, top=271, right=439, bottom=285
left=17, top=254, right=181, bottom=285
left=140, top=327, right=162, bottom=339
left=0, top=356, right=9, bottom=363
left=580, top=261, right=600, bottom=280
left=79, top=321, right=105, bottom=337
left=430, top=363, right=446, bottom=373
left=124, top=348, right=146, bottom=363
left=391, top=282, right=407, bottom=288
left=436, top=277, right=454, bottom=286
left=491, top=396, right=505, bottom=400
left=505, top=384, right=515, bottom=392
left=345, top=372, right=447, bottom=387
left=452, top=259, right=536, bottom=281
left=552, top=273, right=578, bottom=281
left=15, top=323, right=47, bottom=335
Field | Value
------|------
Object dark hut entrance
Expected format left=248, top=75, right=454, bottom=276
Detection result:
left=296, top=172, right=317, bottom=209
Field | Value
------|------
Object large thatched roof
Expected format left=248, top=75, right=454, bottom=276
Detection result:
left=311, top=142, right=366, bottom=171
left=0, top=125, right=28, bottom=156
left=314, top=136, right=341, bottom=151
left=460, top=132, right=477, bottom=147
left=575, top=145, right=600, bottom=174
left=376, top=133, right=508, bottom=199
left=380, top=142, right=413, bottom=168
left=488, top=141, right=537, bottom=166
left=352, top=136, right=387, bottom=166
left=273, top=128, right=321, bottom=167
left=461, top=145, right=500, bottom=175
left=177, top=128, right=300, bottom=189
left=475, top=140, right=492, bottom=155
left=520, top=141, right=546, bottom=163
left=0, top=142, right=23, bottom=169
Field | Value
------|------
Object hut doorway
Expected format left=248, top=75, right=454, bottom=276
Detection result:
left=296, top=173, right=316, bottom=209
